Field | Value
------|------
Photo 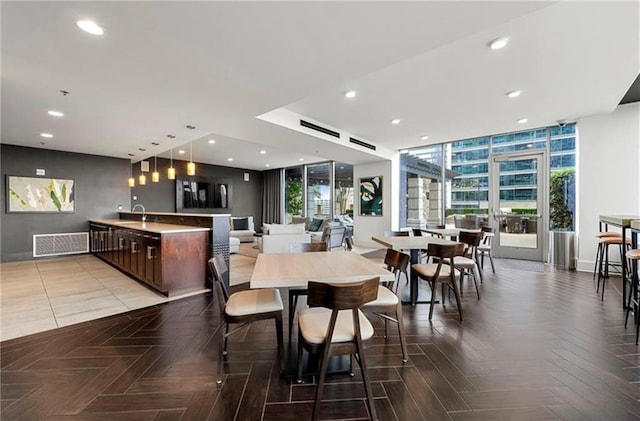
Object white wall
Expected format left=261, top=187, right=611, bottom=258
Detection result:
left=576, top=102, right=640, bottom=271
left=353, top=158, right=397, bottom=247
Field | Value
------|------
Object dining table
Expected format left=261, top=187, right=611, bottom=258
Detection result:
left=371, top=235, right=458, bottom=305
left=421, top=227, right=480, bottom=240
left=250, top=250, right=394, bottom=289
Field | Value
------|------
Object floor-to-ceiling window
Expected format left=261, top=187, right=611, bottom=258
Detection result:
left=334, top=163, right=354, bottom=217
left=284, top=166, right=303, bottom=223
left=400, top=124, right=577, bottom=233
left=306, top=162, right=331, bottom=219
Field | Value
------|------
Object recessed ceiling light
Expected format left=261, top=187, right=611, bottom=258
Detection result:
left=506, top=90, right=521, bottom=98
left=208, top=139, right=216, bottom=144
left=40, top=133, right=53, bottom=138
left=298, top=158, right=304, bottom=162
left=345, top=90, right=357, bottom=99
left=260, top=150, right=266, bottom=154
left=48, top=110, right=64, bottom=117
left=421, top=135, right=429, bottom=140
left=517, top=118, right=528, bottom=124
left=178, top=150, right=185, bottom=154
left=391, top=119, right=401, bottom=125
left=489, top=37, right=508, bottom=50
left=227, top=158, right=233, bottom=162
left=265, top=164, right=270, bottom=167
left=76, top=20, right=104, bottom=36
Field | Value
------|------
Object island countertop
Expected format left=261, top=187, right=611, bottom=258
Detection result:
left=119, top=211, right=231, bottom=217
left=89, top=219, right=210, bottom=234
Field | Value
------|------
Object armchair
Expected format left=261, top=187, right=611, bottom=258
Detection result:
left=230, top=216, right=256, bottom=242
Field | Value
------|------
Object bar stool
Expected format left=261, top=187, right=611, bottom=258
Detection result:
left=596, top=235, right=631, bottom=300
left=593, top=231, right=622, bottom=279
left=624, top=249, right=640, bottom=344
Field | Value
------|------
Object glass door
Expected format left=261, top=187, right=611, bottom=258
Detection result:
left=490, top=150, right=547, bottom=261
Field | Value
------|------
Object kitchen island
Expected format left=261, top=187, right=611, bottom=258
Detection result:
left=90, top=211, right=230, bottom=295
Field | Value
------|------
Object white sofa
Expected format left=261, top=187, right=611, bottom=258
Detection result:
left=230, top=216, right=256, bottom=243
left=261, top=223, right=310, bottom=254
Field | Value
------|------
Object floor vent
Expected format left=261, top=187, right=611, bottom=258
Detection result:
left=349, top=137, right=376, bottom=151
left=33, top=232, right=89, bottom=257
left=300, top=120, right=341, bottom=138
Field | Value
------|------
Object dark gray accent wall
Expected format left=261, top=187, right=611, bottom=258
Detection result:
left=131, top=158, right=264, bottom=228
left=1, top=144, right=132, bottom=262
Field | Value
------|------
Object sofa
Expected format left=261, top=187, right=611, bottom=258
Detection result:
left=261, top=223, right=310, bottom=254
left=230, top=216, right=256, bottom=243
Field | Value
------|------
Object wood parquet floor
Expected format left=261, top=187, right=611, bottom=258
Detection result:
left=1, top=263, right=640, bottom=420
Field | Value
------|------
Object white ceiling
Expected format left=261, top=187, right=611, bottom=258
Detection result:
left=2, top=1, right=638, bottom=171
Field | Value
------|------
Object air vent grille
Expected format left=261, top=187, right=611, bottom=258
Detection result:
left=300, top=120, right=340, bottom=138
left=33, top=232, right=89, bottom=257
left=349, top=137, right=376, bottom=151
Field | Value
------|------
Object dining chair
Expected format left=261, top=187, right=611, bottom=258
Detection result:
left=209, top=255, right=285, bottom=384
left=288, top=242, right=329, bottom=342
left=321, top=225, right=347, bottom=250
left=478, top=226, right=496, bottom=274
left=411, top=243, right=465, bottom=321
left=454, top=231, right=483, bottom=297
left=297, top=277, right=379, bottom=421
left=362, top=249, right=410, bottom=362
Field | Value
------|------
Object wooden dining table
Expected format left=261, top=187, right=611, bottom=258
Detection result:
left=250, top=250, right=394, bottom=289
left=371, top=235, right=458, bottom=305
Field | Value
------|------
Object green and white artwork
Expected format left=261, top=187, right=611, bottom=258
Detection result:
left=7, top=176, right=75, bottom=212
left=359, top=176, right=383, bottom=216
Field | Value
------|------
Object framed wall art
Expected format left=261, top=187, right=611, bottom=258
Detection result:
left=359, top=176, right=383, bottom=216
left=6, top=176, right=75, bottom=213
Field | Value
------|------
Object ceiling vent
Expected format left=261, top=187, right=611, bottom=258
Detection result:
left=349, top=137, right=376, bottom=151
left=299, top=120, right=340, bottom=138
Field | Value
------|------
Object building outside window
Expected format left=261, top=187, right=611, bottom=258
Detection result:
left=400, top=124, right=576, bottom=230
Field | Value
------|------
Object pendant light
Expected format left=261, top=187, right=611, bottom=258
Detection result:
left=187, top=140, right=196, bottom=176
left=138, top=161, right=146, bottom=185
left=152, top=155, right=160, bottom=182
left=186, top=125, right=196, bottom=176
left=168, top=148, right=176, bottom=180
left=128, top=177, right=135, bottom=187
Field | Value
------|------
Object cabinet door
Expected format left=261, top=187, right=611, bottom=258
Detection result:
left=122, top=231, right=131, bottom=270
left=130, top=233, right=143, bottom=279
left=144, top=236, right=162, bottom=288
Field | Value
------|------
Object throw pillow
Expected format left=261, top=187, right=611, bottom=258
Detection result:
left=232, top=217, right=249, bottom=231
left=309, top=218, right=324, bottom=232
left=292, top=216, right=311, bottom=231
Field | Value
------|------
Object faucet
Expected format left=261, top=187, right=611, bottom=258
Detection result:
left=132, top=204, right=146, bottom=222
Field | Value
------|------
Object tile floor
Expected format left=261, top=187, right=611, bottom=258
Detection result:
left=0, top=254, right=208, bottom=341
left=0, top=243, right=381, bottom=342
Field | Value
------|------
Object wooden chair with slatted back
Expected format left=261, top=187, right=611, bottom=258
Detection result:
left=297, top=277, right=380, bottom=421
left=411, top=243, right=465, bottom=321
left=456, top=231, right=484, bottom=297
left=209, top=255, right=285, bottom=384
left=288, top=242, right=328, bottom=342
left=362, top=249, right=411, bottom=362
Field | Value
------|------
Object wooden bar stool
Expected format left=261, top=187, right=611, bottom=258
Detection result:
left=593, top=231, right=622, bottom=279
left=596, top=235, right=631, bottom=300
left=624, top=249, right=640, bottom=344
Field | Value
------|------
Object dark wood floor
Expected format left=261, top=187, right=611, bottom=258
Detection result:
left=2, top=262, right=640, bottom=420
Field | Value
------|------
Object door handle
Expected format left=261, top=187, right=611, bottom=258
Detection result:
left=131, top=241, right=138, bottom=254
left=147, top=246, right=155, bottom=260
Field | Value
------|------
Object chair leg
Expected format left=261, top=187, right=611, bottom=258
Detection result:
left=488, top=252, right=496, bottom=273
left=354, top=331, right=378, bottom=420
left=217, top=322, right=227, bottom=384
left=471, top=267, right=481, bottom=299
left=296, top=333, right=304, bottom=383
left=312, top=344, right=332, bottom=421
left=288, top=292, right=297, bottom=343
left=450, top=280, right=464, bottom=322
left=428, top=280, right=437, bottom=320
left=593, top=242, right=602, bottom=280
left=274, top=313, right=285, bottom=375
left=395, top=304, right=409, bottom=363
